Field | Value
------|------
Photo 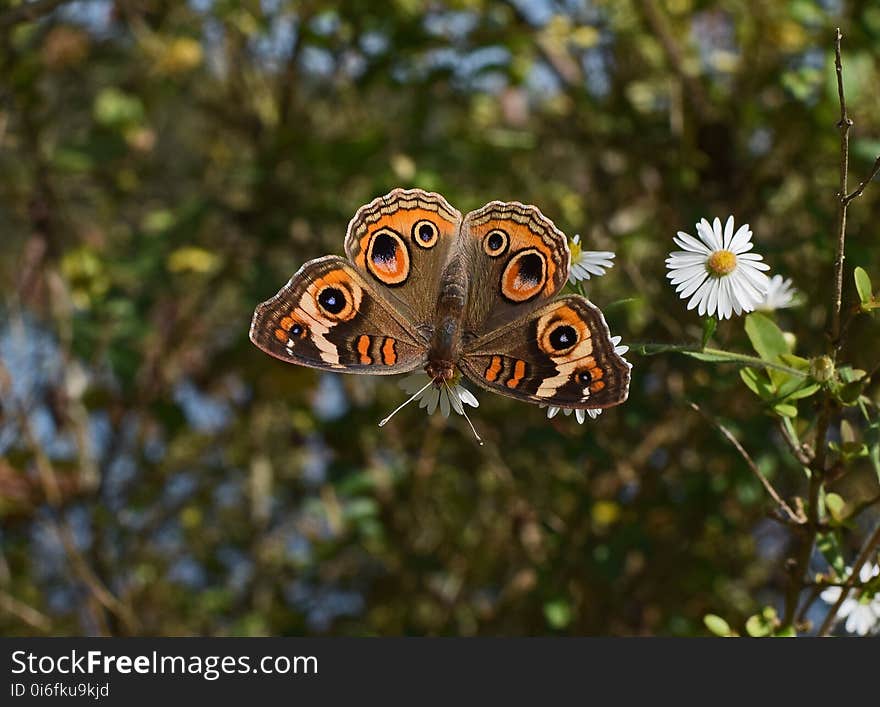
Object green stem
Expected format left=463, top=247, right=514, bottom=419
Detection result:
left=630, top=343, right=809, bottom=379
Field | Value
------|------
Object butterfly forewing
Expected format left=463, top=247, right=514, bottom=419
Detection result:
left=344, top=188, right=462, bottom=328
left=460, top=200, right=570, bottom=333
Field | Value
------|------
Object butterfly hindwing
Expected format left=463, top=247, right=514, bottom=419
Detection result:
left=345, top=188, right=462, bottom=327
left=250, top=256, right=427, bottom=374
left=460, top=295, right=631, bottom=409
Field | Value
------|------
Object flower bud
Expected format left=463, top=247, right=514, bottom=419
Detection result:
left=810, top=355, right=835, bottom=383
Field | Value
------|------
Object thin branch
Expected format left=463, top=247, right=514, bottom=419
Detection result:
left=831, top=27, right=852, bottom=346
left=778, top=419, right=814, bottom=468
left=0, top=590, right=52, bottom=633
left=817, top=521, right=880, bottom=636
left=842, top=153, right=880, bottom=205
left=690, top=403, right=803, bottom=524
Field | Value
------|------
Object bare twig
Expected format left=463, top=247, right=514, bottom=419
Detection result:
left=778, top=420, right=814, bottom=468
left=690, top=403, right=802, bottom=524
left=831, top=28, right=852, bottom=346
left=0, top=590, right=52, bottom=633
left=816, top=521, right=880, bottom=636
left=785, top=28, right=855, bottom=632
left=842, top=154, right=880, bottom=205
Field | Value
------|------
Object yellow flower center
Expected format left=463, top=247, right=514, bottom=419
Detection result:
left=569, top=238, right=582, bottom=261
left=706, top=250, right=737, bottom=276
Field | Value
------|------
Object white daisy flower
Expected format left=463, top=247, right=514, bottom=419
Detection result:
left=380, top=371, right=482, bottom=443
left=397, top=372, right=478, bottom=418
left=820, top=563, right=880, bottom=636
left=756, top=274, right=798, bottom=311
left=666, top=216, right=770, bottom=320
left=568, top=234, right=615, bottom=285
left=544, top=337, right=629, bottom=423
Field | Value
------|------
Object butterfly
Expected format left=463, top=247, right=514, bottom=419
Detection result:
left=249, top=188, right=631, bottom=430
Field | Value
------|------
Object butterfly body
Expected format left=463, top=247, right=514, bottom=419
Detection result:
left=250, top=188, right=630, bottom=413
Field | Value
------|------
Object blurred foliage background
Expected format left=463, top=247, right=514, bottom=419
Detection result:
left=0, top=0, right=879, bottom=636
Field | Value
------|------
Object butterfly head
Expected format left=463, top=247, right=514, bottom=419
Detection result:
left=425, top=358, right=456, bottom=387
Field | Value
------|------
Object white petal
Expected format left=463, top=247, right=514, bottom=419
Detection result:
left=674, top=232, right=711, bottom=254
left=678, top=271, right=709, bottom=299
left=712, top=217, right=724, bottom=248
left=669, top=264, right=708, bottom=286
left=706, top=280, right=720, bottom=317
left=687, top=278, right=711, bottom=311
left=575, top=409, right=586, bottom=424
left=666, top=253, right=707, bottom=267
left=696, top=219, right=720, bottom=250
left=717, top=278, right=732, bottom=319
left=723, top=215, right=735, bottom=249
left=439, top=389, right=451, bottom=418
left=458, top=386, right=479, bottom=408
left=547, top=406, right=560, bottom=419
left=821, top=586, right=842, bottom=604
left=846, top=608, right=874, bottom=636
left=449, top=388, right=464, bottom=415
left=426, top=389, right=439, bottom=415
left=728, top=224, right=752, bottom=253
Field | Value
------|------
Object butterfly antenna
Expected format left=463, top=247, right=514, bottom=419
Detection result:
left=445, top=382, right=483, bottom=446
left=378, top=379, right=434, bottom=428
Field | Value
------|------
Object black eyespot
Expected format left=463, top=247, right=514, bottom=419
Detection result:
left=318, top=287, right=345, bottom=314
left=483, top=229, right=509, bottom=256
left=370, top=232, right=398, bottom=265
left=291, top=324, right=303, bottom=336
left=549, top=325, right=577, bottom=351
left=411, top=220, right=439, bottom=249
left=577, top=369, right=592, bottom=385
left=516, top=252, right=544, bottom=285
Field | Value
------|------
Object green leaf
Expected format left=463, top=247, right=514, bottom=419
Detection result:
left=836, top=380, right=864, bottom=405
left=543, top=600, right=572, bottom=629
left=740, top=368, right=776, bottom=399
left=817, top=531, right=846, bottom=576
left=745, top=613, right=773, bottom=637
left=745, top=313, right=789, bottom=362
left=774, top=626, right=797, bottom=637
left=779, top=354, right=810, bottom=370
left=773, top=403, right=798, bottom=418
left=866, top=417, right=880, bottom=482
left=838, top=366, right=866, bottom=383
left=701, top=317, right=717, bottom=349
left=683, top=351, right=744, bottom=363
left=783, top=383, right=821, bottom=401
left=825, top=492, right=845, bottom=521
left=745, top=313, right=790, bottom=387
left=703, top=614, right=733, bottom=637
left=854, top=266, right=873, bottom=306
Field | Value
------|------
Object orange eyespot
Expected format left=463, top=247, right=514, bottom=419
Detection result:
left=412, top=220, right=439, bottom=248
left=500, top=248, right=546, bottom=303
left=366, top=227, right=410, bottom=285
left=536, top=306, right=592, bottom=361
left=482, top=229, right=509, bottom=257
left=305, top=269, right=361, bottom=322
